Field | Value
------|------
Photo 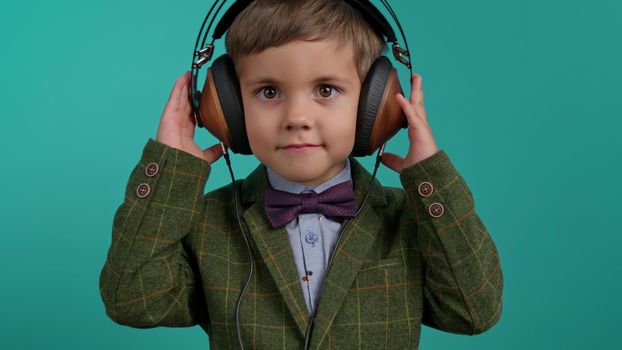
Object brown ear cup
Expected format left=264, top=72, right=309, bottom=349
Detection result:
left=353, top=56, right=408, bottom=157
left=198, top=54, right=252, bottom=155
left=197, top=54, right=406, bottom=156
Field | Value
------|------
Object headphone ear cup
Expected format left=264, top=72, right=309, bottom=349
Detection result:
left=354, top=56, right=407, bottom=157
left=198, top=54, right=252, bottom=155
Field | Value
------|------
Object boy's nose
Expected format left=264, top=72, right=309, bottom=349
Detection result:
left=283, top=97, right=314, bottom=130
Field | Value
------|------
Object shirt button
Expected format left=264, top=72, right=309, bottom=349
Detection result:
left=418, top=181, right=434, bottom=197
left=428, top=202, right=444, bottom=218
left=136, top=183, right=151, bottom=198
left=145, top=162, right=159, bottom=177
left=305, top=232, right=319, bottom=247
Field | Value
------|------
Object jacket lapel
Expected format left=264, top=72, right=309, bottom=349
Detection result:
left=239, top=158, right=387, bottom=345
left=308, top=157, right=386, bottom=349
left=240, top=164, right=310, bottom=338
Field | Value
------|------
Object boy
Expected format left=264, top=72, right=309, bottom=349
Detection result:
left=99, top=0, right=503, bottom=349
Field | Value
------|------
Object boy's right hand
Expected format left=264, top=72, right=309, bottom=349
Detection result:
left=156, top=71, right=223, bottom=164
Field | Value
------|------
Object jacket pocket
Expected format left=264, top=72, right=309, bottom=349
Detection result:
left=360, top=257, right=404, bottom=271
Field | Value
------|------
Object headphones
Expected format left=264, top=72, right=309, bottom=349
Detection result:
left=190, top=0, right=413, bottom=157
left=188, top=1, right=413, bottom=349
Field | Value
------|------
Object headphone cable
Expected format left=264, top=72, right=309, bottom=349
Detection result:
left=220, top=144, right=255, bottom=350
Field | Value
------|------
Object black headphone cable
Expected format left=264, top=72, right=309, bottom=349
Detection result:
left=219, top=143, right=255, bottom=350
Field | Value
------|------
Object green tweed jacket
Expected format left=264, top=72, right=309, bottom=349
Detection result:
left=99, top=138, right=503, bottom=349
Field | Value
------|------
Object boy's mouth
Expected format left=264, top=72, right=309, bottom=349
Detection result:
left=280, top=143, right=321, bottom=152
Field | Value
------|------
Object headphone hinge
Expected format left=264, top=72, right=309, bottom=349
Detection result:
left=193, top=44, right=215, bottom=69
left=392, top=43, right=411, bottom=69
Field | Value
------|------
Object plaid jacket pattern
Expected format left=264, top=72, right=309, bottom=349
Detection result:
left=99, top=138, right=503, bottom=349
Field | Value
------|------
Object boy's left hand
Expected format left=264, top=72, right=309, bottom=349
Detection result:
left=381, top=73, right=439, bottom=174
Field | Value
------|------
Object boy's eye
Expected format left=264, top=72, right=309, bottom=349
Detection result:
left=317, top=85, right=339, bottom=98
left=259, top=86, right=278, bottom=100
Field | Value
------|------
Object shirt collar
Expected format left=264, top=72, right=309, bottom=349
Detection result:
left=266, top=158, right=352, bottom=194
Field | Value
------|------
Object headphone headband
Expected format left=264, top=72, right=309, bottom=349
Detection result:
left=212, top=0, right=253, bottom=40
left=192, top=0, right=412, bottom=70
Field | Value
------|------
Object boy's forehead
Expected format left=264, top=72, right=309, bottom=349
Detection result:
left=237, top=38, right=358, bottom=84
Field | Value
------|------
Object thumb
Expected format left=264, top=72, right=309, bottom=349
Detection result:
left=380, top=152, right=405, bottom=174
left=202, top=143, right=224, bottom=165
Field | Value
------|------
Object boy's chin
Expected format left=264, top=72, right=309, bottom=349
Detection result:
left=269, top=162, right=347, bottom=187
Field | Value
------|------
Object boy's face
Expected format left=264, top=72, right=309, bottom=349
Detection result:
left=238, top=38, right=361, bottom=187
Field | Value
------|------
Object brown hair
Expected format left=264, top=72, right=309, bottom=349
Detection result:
left=224, top=0, right=386, bottom=81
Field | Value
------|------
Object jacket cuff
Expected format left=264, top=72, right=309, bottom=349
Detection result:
left=399, top=150, right=472, bottom=224
left=125, top=138, right=211, bottom=220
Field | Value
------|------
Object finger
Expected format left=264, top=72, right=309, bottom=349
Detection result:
left=180, top=83, right=192, bottom=115
left=418, top=75, right=424, bottom=106
left=410, top=73, right=425, bottom=108
left=183, top=71, right=192, bottom=94
left=380, top=152, right=405, bottom=173
left=409, top=74, right=417, bottom=104
left=396, top=93, right=422, bottom=129
left=165, top=74, right=184, bottom=112
left=203, top=143, right=224, bottom=164
left=415, top=77, right=428, bottom=123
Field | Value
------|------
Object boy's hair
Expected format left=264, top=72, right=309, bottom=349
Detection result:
left=225, top=0, right=387, bottom=81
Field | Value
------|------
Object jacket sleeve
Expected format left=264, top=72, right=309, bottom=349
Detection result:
left=99, top=138, right=211, bottom=329
left=399, top=150, right=503, bottom=335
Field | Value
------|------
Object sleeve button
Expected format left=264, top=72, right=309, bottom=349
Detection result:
left=418, top=181, right=434, bottom=197
left=428, top=202, right=444, bottom=218
left=145, top=162, right=159, bottom=177
left=136, top=183, right=151, bottom=198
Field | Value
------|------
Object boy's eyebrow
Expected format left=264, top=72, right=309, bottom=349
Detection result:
left=245, top=75, right=353, bottom=87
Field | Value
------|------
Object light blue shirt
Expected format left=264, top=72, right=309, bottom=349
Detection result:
left=266, top=158, right=352, bottom=316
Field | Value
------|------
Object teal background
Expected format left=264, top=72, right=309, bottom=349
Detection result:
left=1, top=0, right=620, bottom=348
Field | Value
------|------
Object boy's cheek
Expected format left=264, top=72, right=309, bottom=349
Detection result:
left=246, top=131, right=270, bottom=156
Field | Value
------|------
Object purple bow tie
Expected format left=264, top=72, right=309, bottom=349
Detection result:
left=264, top=180, right=356, bottom=229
